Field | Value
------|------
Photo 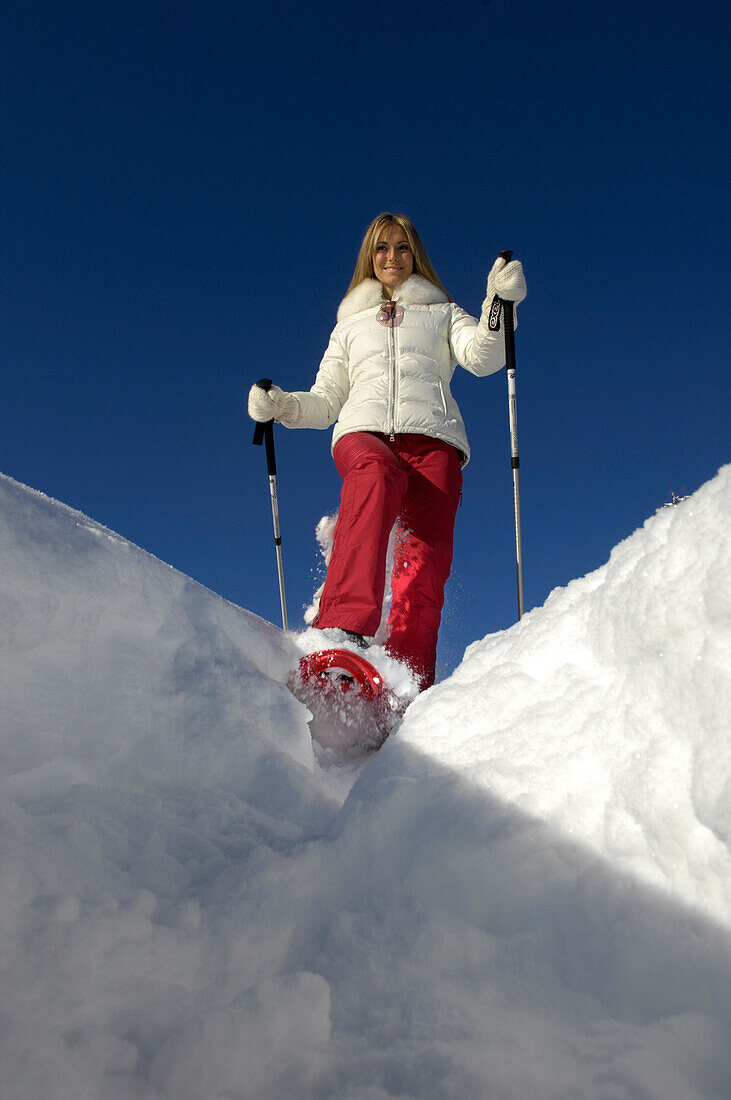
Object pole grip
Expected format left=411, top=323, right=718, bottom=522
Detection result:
left=252, top=378, right=277, bottom=475
left=503, top=300, right=516, bottom=373
left=488, top=251, right=514, bottom=333
left=495, top=251, right=517, bottom=371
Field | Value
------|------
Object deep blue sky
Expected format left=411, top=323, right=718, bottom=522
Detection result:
left=3, top=0, right=729, bottom=678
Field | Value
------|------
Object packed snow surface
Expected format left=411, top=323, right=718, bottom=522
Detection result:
left=1, top=466, right=730, bottom=1099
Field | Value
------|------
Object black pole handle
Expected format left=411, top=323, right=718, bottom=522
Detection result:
left=251, top=377, right=277, bottom=475
left=494, top=251, right=516, bottom=372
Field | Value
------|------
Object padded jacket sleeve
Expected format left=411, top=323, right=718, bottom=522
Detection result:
left=448, top=301, right=506, bottom=378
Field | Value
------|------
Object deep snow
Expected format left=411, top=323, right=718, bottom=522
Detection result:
left=1, top=466, right=729, bottom=1099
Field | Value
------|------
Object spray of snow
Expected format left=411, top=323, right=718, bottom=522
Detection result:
left=302, top=512, right=337, bottom=627
left=1, top=466, right=730, bottom=1099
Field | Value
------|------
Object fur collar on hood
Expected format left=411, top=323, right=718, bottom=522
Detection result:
left=337, top=275, right=449, bottom=323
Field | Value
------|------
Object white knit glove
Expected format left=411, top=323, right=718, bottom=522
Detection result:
left=247, top=383, right=300, bottom=425
left=487, top=255, right=526, bottom=303
left=484, top=255, right=526, bottom=331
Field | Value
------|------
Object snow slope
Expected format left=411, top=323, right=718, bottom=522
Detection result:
left=1, top=467, right=729, bottom=1099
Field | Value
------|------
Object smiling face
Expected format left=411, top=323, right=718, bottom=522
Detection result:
left=372, top=223, right=414, bottom=297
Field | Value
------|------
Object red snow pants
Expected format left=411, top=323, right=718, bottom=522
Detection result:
left=315, top=432, right=463, bottom=690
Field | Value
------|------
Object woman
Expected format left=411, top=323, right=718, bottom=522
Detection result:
left=248, top=213, right=526, bottom=690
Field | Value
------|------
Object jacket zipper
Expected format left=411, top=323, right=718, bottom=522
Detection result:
left=388, top=306, right=398, bottom=440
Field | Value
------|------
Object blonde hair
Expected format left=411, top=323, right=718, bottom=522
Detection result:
left=346, top=213, right=452, bottom=300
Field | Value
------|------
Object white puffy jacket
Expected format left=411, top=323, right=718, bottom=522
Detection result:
left=283, top=274, right=508, bottom=466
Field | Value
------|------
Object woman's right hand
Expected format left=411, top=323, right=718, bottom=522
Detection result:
left=247, top=383, right=299, bottom=424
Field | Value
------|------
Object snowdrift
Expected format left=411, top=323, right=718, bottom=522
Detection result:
left=1, top=467, right=729, bottom=1099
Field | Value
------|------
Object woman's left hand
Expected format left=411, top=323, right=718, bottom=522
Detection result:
left=487, top=255, right=527, bottom=304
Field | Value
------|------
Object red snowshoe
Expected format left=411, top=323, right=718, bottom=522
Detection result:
left=289, top=648, right=401, bottom=756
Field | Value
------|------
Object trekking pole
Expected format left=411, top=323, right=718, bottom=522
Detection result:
left=494, top=250, right=525, bottom=620
left=252, top=378, right=289, bottom=631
